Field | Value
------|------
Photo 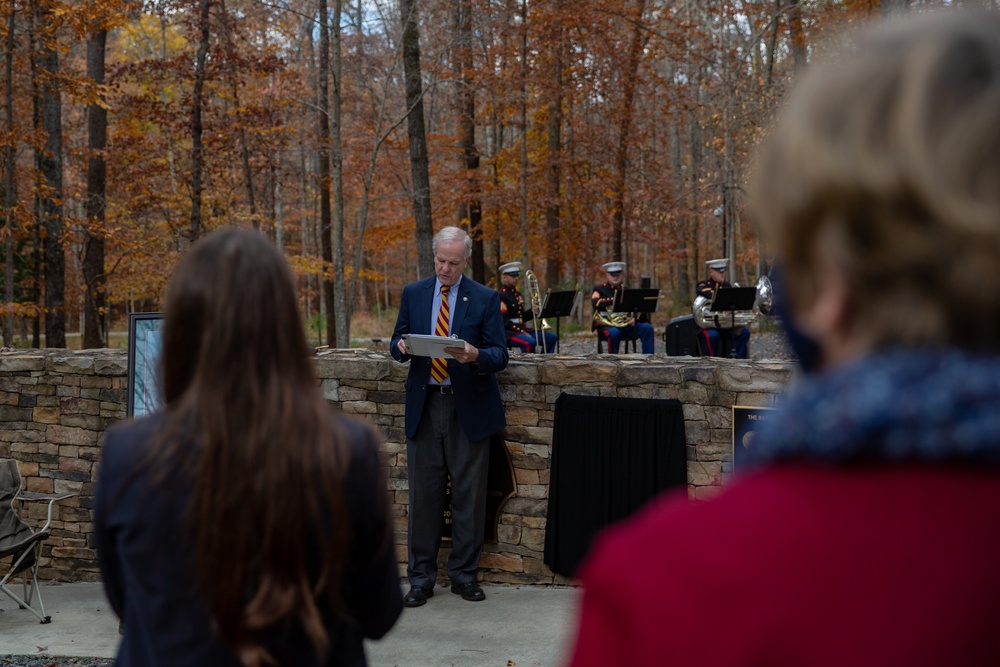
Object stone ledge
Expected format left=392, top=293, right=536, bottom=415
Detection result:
left=4, top=348, right=792, bottom=585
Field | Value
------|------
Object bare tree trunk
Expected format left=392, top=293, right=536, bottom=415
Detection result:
left=345, top=6, right=386, bottom=319
left=3, top=0, right=17, bottom=346
left=518, top=0, right=528, bottom=265
left=544, top=1, right=563, bottom=290
left=29, top=6, right=39, bottom=347
left=765, top=0, right=780, bottom=89
left=331, top=0, right=348, bottom=347
left=274, top=159, right=283, bottom=252
left=83, top=27, right=107, bottom=348
left=400, top=0, right=433, bottom=277
left=239, top=124, right=256, bottom=227
left=189, top=0, right=211, bottom=241
left=218, top=0, right=258, bottom=228
left=300, top=16, right=319, bottom=341
left=668, top=99, right=688, bottom=298
left=157, top=10, right=178, bottom=198
left=318, top=0, right=336, bottom=346
left=685, top=66, right=705, bottom=298
left=39, top=3, right=64, bottom=348
left=488, top=106, right=503, bottom=273
left=787, top=0, right=806, bottom=72
left=455, top=0, right=483, bottom=282
left=610, top=0, right=647, bottom=262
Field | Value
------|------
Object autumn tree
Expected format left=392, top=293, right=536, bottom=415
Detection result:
left=0, top=0, right=980, bottom=350
left=400, top=0, right=433, bottom=277
left=2, top=0, right=18, bottom=346
left=188, top=0, right=211, bottom=241
left=37, top=0, right=65, bottom=348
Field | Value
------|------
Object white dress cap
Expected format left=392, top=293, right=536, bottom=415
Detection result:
left=499, top=261, right=523, bottom=275
left=602, top=261, right=627, bottom=274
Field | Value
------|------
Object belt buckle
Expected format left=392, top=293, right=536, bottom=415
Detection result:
left=435, top=384, right=453, bottom=395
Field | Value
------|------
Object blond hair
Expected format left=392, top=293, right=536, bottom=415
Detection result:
left=750, top=11, right=1000, bottom=353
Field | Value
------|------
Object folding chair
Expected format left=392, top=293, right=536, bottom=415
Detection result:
left=595, top=330, right=636, bottom=354
left=0, top=458, right=74, bottom=624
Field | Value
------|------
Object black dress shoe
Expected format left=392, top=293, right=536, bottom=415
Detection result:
left=450, top=581, right=485, bottom=602
left=403, top=585, right=433, bottom=607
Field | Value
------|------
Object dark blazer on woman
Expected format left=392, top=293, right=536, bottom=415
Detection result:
left=94, top=412, right=402, bottom=667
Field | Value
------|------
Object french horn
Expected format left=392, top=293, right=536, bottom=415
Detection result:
left=693, top=275, right=772, bottom=330
left=592, top=285, right=633, bottom=328
left=593, top=310, right=634, bottom=328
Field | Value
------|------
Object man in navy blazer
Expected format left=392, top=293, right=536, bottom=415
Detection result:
left=390, top=226, right=508, bottom=607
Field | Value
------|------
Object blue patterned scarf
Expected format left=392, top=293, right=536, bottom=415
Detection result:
left=749, top=347, right=1000, bottom=466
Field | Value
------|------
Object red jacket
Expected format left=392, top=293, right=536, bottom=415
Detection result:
left=568, top=463, right=1000, bottom=666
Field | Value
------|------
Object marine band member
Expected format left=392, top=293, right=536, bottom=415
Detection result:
left=497, top=262, right=558, bottom=353
left=695, top=258, right=750, bottom=358
left=591, top=261, right=655, bottom=354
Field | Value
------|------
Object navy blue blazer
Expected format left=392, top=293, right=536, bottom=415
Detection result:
left=94, top=412, right=402, bottom=667
left=390, top=275, right=508, bottom=442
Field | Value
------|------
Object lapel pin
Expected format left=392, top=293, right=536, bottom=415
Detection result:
left=463, top=296, right=468, bottom=302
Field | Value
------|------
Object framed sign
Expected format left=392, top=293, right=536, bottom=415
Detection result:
left=732, top=405, right=776, bottom=472
left=127, top=313, right=165, bottom=418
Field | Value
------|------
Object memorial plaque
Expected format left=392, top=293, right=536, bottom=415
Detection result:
left=732, top=405, right=775, bottom=472
left=441, top=433, right=517, bottom=543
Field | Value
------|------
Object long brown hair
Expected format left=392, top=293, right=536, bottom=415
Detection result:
left=157, top=228, right=352, bottom=665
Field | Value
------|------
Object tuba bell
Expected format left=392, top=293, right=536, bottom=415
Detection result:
left=693, top=275, right=772, bottom=330
left=755, top=275, right=773, bottom=316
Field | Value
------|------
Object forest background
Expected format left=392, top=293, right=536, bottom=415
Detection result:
left=0, top=0, right=990, bottom=349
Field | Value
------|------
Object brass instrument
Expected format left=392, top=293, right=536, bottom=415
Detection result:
left=523, top=270, right=552, bottom=349
left=756, top=275, right=773, bottom=315
left=524, top=269, right=542, bottom=350
left=693, top=275, right=772, bottom=330
left=593, top=285, right=634, bottom=328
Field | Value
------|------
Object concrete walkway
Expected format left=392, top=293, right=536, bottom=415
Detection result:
left=0, top=582, right=581, bottom=666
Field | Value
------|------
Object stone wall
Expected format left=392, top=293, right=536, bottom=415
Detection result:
left=0, top=350, right=128, bottom=582
left=0, top=349, right=794, bottom=584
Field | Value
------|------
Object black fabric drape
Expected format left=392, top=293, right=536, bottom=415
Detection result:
left=544, top=393, right=687, bottom=577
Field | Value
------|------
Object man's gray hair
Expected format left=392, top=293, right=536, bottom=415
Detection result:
left=432, top=226, right=473, bottom=259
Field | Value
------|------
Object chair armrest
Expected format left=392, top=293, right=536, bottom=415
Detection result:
left=17, top=492, right=76, bottom=533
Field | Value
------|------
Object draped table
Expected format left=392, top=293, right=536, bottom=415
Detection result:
left=544, top=393, right=687, bottom=577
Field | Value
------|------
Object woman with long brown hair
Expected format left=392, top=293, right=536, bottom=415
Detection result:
left=95, top=228, right=402, bottom=666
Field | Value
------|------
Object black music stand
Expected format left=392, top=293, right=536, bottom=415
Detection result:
left=616, top=288, right=660, bottom=323
left=710, top=287, right=757, bottom=358
left=538, top=290, right=577, bottom=353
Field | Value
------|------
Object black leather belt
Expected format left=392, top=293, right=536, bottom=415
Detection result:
left=427, top=384, right=454, bottom=395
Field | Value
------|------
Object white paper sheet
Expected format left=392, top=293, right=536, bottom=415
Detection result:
left=403, top=334, right=467, bottom=358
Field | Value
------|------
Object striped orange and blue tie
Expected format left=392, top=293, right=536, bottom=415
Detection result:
left=430, top=285, right=450, bottom=383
